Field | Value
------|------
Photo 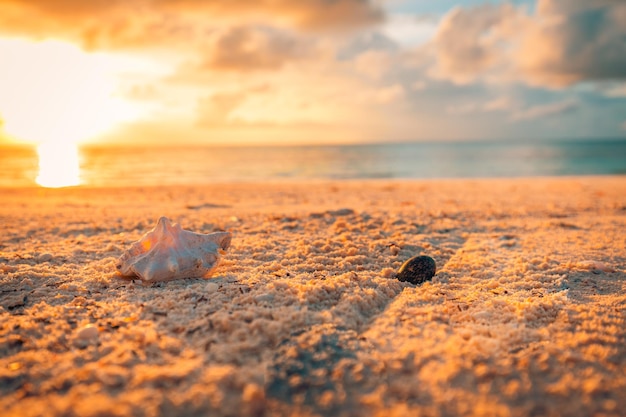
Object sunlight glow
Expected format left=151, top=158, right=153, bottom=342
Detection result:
left=0, top=38, right=146, bottom=145
left=36, top=143, right=80, bottom=188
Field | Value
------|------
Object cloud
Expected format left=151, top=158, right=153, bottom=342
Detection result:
left=0, top=0, right=383, bottom=49
left=429, top=0, right=626, bottom=87
left=380, top=13, right=438, bottom=47
left=518, top=0, right=626, bottom=86
left=123, top=84, right=160, bottom=101
left=431, top=4, right=520, bottom=85
left=156, top=0, right=384, bottom=31
left=3, top=0, right=624, bottom=145
left=510, top=98, right=579, bottom=121
left=602, top=84, right=626, bottom=98
left=196, top=92, right=247, bottom=126
left=445, top=96, right=515, bottom=115
left=353, top=50, right=395, bottom=79
left=201, top=26, right=308, bottom=72
left=337, top=31, right=398, bottom=60
left=374, top=84, right=406, bottom=104
left=0, top=1, right=180, bottom=49
left=483, top=96, right=514, bottom=112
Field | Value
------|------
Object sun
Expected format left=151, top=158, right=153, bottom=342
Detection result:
left=35, top=142, right=81, bottom=188
left=0, top=38, right=143, bottom=145
left=0, top=38, right=155, bottom=187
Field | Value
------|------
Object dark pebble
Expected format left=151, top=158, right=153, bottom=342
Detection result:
left=327, top=208, right=355, bottom=216
left=396, top=255, right=436, bottom=285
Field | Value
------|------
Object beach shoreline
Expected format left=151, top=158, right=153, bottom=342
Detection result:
left=1, top=177, right=625, bottom=416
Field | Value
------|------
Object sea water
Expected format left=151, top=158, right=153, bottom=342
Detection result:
left=1, top=139, right=625, bottom=187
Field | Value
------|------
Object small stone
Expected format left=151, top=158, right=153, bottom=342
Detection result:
left=37, top=253, right=53, bottom=263
left=396, top=255, right=436, bottom=285
left=327, top=208, right=355, bottom=216
left=76, top=324, right=99, bottom=341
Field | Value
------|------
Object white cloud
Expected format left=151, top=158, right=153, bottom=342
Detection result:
left=380, top=13, right=437, bottom=47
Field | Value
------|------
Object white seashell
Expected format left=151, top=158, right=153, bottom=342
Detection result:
left=116, top=216, right=231, bottom=282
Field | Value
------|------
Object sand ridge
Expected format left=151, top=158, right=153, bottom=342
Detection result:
left=1, top=177, right=625, bottom=416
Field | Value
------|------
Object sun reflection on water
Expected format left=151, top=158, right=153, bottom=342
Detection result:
left=36, top=143, right=80, bottom=188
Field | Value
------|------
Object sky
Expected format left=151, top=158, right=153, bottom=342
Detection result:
left=0, top=0, right=625, bottom=146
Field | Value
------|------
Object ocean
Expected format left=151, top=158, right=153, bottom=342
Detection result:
left=1, top=139, right=625, bottom=187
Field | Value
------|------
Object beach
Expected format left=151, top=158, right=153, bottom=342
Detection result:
left=1, top=177, right=625, bottom=417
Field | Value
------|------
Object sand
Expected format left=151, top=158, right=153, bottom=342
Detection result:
left=1, top=177, right=625, bottom=417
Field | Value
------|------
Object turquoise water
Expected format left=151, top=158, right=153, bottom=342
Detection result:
left=1, top=139, right=625, bottom=187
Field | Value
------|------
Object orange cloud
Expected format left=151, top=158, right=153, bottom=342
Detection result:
left=124, top=84, right=160, bottom=101
left=155, top=0, right=383, bottom=30
left=197, top=92, right=247, bottom=126
left=204, top=26, right=309, bottom=72
left=0, top=0, right=383, bottom=50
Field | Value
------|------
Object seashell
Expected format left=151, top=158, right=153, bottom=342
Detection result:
left=116, top=216, right=231, bottom=282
